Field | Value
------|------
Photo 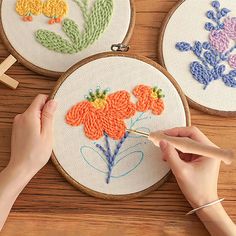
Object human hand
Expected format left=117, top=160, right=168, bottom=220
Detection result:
left=9, top=94, right=57, bottom=176
left=159, top=126, right=221, bottom=208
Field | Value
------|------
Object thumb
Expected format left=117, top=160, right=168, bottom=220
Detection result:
left=159, top=140, right=185, bottom=175
left=41, top=99, right=57, bottom=136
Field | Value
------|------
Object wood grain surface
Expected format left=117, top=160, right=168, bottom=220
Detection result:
left=0, top=0, right=235, bottom=235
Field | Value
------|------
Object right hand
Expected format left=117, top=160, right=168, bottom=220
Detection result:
left=159, top=126, right=221, bottom=208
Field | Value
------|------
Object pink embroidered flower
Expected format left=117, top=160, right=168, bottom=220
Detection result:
left=209, top=30, right=229, bottom=53
left=224, top=17, right=236, bottom=40
left=228, top=55, right=236, bottom=69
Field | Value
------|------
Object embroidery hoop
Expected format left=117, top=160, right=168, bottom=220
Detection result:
left=158, top=0, right=236, bottom=117
left=0, top=0, right=135, bottom=78
left=50, top=52, right=191, bottom=200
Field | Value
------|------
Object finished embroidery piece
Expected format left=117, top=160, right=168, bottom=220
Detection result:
left=160, top=0, right=236, bottom=116
left=0, top=0, right=134, bottom=77
left=51, top=53, right=190, bottom=199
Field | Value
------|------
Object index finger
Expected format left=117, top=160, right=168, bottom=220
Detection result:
left=164, top=126, right=216, bottom=147
left=25, top=94, right=48, bottom=114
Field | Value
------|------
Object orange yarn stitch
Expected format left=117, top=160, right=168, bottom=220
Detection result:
left=133, top=85, right=165, bottom=115
left=66, top=88, right=136, bottom=140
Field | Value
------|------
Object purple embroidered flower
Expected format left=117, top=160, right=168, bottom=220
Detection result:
left=209, top=30, right=229, bottom=52
left=224, top=17, right=236, bottom=40
left=228, top=55, right=236, bottom=69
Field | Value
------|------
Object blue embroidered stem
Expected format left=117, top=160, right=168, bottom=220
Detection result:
left=191, top=47, right=210, bottom=69
left=106, top=132, right=129, bottom=184
left=95, top=112, right=147, bottom=184
left=96, top=143, right=110, bottom=160
left=104, top=132, right=112, bottom=160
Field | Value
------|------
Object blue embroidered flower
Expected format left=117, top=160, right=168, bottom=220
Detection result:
left=176, top=0, right=236, bottom=89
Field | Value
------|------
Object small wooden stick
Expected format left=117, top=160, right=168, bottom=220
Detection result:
left=0, top=55, right=19, bottom=89
left=127, top=129, right=234, bottom=165
left=0, top=55, right=17, bottom=75
left=0, top=74, right=19, bottom=89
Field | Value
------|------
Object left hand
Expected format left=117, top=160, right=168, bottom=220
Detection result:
left=9, top=94, right=57, bottom=175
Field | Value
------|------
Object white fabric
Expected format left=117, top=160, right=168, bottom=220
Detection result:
left=53, top=56, right=187, bottom=195
left=1, top=0, right=131, bottom=73
left=162, top=0, right=236, bottom=112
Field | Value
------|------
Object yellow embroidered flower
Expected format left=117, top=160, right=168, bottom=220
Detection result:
left=43, top=0, right=69, bottom=24
left=16, top=0, right=43, bottom=21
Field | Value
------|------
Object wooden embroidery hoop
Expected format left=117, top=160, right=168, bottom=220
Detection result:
left=158, top=0, right=236, bottom=117
left=0, top=0, right=136, bottom=80
left=50, top=52, right=191, bottom=200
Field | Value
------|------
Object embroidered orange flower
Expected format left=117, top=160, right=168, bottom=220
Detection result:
left=133, top=85, right=165, bottom=115
left=66, top=88, right=136, bottom=140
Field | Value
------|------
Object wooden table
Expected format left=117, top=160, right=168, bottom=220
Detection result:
left=0, top=1, right=236, bottom=235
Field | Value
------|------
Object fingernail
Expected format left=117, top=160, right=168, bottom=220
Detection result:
left=159, top=140, right=168, bottom=151
left=47, top=100, right=57, bottom=113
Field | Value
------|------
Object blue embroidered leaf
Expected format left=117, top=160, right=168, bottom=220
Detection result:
left=220, top=8, right=230, bottom=17
left=202, top=42, right=211, bottom=50
left=211, top=68, right=218, bottom=80
left=193, top=41, right=202, bottom=56
left=206, top=10, right=215, bottom=20
left=204, top=51, right=217, bottom=66
left=190, top=61, right=212, bottom=87
left=175, top=42, right=191, bottom=52
left=229, top=70, right=236, bottom=77
left=205, top=22, right=215, bottom=31
left=112, top=151, right=144, bottom=178
left=211, top=66, right=223, bottom=80
left=217, top=65, right=226, bottom=76
left=222, top=75, right=236, bottom=87
left=219, top=53, right=228, bottom=61
left=219, top=23, right=225, bottom=29
left=212, top=1, right=220, bottom=9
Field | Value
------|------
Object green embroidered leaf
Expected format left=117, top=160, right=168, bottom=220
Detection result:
left=81, top=0, right=113, bottom=49
left=35, top=30, right=77, bottom=54
left=35, top=0, right=114, bottom=54
left=62, top=18, right=81, bottom=46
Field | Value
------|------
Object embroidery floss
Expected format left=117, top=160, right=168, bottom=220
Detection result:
left=176, top=0, right=236, bottom=89
left=16, top=0, right=43, bottom=22
left=43, top=0, right=68, bottom=24
left=35, top=0, right=113, bottom=54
